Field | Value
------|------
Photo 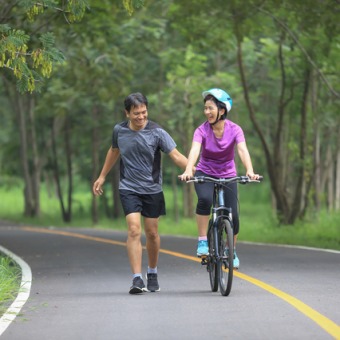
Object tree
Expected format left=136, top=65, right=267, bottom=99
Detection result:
left=230, top=0, right=340, bottom=223
left=43, top=1, right=136, bottom=222
left=0, top=0, right=144, bottom=92
left=0, top=0, right=144, bottom=219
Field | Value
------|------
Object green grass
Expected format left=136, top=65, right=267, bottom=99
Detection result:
left=0, top=180, right=339, bottom=251
left=0, top=256, right=21, bottom=315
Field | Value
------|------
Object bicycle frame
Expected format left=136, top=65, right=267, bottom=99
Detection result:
left=211, top=183, right=233, bottom=263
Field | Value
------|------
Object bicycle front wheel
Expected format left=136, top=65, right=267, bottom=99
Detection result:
left=207, top=222, right=218, bottom=292
left=217, top=219, right=234, bottom=296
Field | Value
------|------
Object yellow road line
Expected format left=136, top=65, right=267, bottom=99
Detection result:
left=22, top=226, right=340, bottom=339
left=234, top=271, right=340, bottom=339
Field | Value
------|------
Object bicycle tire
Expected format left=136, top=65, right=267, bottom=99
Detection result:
left=217, top=219, right=234, bottom=296
left=207, top=222, right=218, bottom=292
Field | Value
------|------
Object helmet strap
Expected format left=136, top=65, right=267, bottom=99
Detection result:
left=209, top=109, right=224, bottom=126
left=210, top=116, right=219, bottom=126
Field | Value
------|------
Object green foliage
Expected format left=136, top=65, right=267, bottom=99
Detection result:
left=0, top=1, right=145, bottom=92
left=19, top=0, right=89, bottom=22
left=1, top=28, right=65, bottom=92
left=65, top=0, right=90, bottom=22
left=0, top=0, right=87, bottom=92
left=123, top=0, right=145, bottom=15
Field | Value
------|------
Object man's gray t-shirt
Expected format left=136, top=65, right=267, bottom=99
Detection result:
left=112, top=120, right=176, bottom=194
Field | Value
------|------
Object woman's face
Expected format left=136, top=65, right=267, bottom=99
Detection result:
left=204, top=99, right=219, bottom=124
left=126, top=104, right=148, bottom=130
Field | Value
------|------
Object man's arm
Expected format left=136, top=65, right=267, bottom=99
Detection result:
left=168, top=148, right=189, bottom=170
left=92, top=147, right=120, bottom=195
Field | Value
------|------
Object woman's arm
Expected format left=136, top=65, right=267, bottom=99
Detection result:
left=178, top=141, right=201, bottom=180
left=237, top=141, right=259, bottom=179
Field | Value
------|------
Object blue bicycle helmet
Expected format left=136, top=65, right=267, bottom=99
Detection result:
left=202, top=88, right=232, bottom=113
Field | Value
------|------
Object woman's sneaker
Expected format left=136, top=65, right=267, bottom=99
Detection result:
left=197, top=240, right=209, bottom=256
left=146, top=273, right=160, bottom=292
left=129, top=276, right=146, bottom=294
left=224, top=248, right=240, bottom=269
left=233, top=251, right=240, bottom=269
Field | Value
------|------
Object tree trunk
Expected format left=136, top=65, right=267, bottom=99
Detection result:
left=51, top=116, right=73, bottom=222
left=64, top=115, right=73, bottom=222
left=312, top=73, right=321, bottom=211
left=235, top=35, right=288, bottom=222
left=17, top=96, right=35, bottom=217
left=28, top=95, right=41, bottom=216
left=335, top=128, right=340, bottom=210
left=3, top=81, right=42, bottom=217
left=327, top=147, right=334, bottom=212
left=289, top=68, right=310, bottom=223
left=51, top=121, right=66, bottom=219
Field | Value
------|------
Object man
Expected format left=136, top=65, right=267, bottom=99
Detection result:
left=93, top=92, right=188, bottom=294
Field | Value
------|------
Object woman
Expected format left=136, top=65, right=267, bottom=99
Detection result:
left=179, top=88, right=260, bottom=268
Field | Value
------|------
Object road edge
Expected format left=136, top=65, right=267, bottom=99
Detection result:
left=0, top=245, right=32, bottom=336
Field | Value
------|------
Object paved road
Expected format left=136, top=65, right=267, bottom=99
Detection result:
left=0, top=225, right=339, bottom=340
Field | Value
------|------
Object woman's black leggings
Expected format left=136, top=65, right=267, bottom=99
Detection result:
left=194, top=170, right=240, bottom=235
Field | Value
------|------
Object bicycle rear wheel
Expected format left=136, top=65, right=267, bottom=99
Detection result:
left=217, top=219, right=234, bottom=296
left=207, top=222, right=218, bottom=292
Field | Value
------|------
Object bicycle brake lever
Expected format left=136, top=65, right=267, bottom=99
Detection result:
left=239, top=176, right=249, bottom=184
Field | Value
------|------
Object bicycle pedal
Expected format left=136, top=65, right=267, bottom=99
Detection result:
left=200, top=255, right=208, bottom=265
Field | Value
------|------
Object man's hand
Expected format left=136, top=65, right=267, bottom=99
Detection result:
left=92, top=177, right=105, bottom=195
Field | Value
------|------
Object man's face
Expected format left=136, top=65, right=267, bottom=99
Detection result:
left=126, top=104, right=148, bottom=130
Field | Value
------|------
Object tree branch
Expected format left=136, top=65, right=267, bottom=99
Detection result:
left=257, top=6, right=340, bottom=99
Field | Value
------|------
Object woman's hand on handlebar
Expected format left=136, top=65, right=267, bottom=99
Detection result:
left=246, top=171, right=261, bottom=180
left=178, top=170, right=193, bottom=181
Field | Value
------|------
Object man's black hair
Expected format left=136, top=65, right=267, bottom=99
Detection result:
left=124, top=92, right=148, bottom=112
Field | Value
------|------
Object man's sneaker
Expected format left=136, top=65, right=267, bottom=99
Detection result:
left=233, top=251, right=240, bottom=269
left=146, top=273, right=160, bottom=292
left=197, top=240, right=209, bottom=256
left=129, top=276, right=146, bottom=294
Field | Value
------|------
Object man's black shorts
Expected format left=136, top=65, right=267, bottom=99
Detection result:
left=119, top=190, right=166, bottom=218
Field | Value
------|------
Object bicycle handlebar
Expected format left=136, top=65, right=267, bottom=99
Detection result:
left=185, top=175, right=263, bottom=184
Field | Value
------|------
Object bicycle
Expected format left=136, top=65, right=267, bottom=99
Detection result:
left=185, top=175, right=263, bottom=296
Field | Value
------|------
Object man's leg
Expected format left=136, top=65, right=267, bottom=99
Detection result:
left=144, top=217, right=161, bottom=292
left=126, top=212, right=143, bottom=274
left=144, top=217, right=160, bottom=268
